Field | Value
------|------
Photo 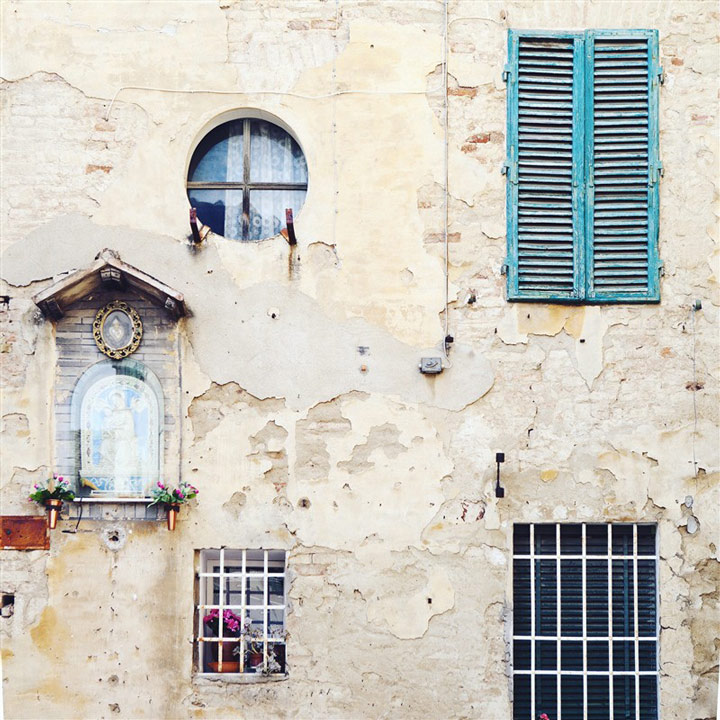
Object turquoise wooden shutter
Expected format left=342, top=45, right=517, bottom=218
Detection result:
left=585, top=30, right=661, bottom=301
left=506, top=31, right=585, bottom=301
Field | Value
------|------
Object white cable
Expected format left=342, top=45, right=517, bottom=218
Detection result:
left=104, top=83, right=446, bottom=122
left=441, top=0, right=452, bottom=368
left=691, top=305, right=699, bottom=479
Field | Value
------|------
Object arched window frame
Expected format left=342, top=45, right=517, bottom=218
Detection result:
left=70, top=358, right=164, bottom=498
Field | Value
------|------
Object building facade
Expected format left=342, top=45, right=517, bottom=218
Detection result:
left=0, top=1, right=718, bottom=718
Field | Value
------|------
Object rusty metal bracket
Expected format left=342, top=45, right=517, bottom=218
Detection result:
left=281, top=208, right=297, bottom=246
left=189, top=208, right=210, bottom=244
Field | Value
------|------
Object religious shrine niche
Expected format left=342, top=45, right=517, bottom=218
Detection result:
left=33, top=249, right=187, bottom=500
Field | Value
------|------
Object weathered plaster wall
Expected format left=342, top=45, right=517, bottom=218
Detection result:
left=1, top=1, right=718, bottom=719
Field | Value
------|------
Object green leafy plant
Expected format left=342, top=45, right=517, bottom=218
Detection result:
left=148, top=481, right=198, bottom=507
left=28, top=474, right=75, bottom=505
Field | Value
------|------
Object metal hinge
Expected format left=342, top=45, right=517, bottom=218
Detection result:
left=502, top=159, right=517, bottom=184
left=501, top=262, right=509, bottom=276
left=502, top=63, right=512, bottom=83
left=657, top=259, right=665, bottom=277
left=657, top=66, right=665, bottom=85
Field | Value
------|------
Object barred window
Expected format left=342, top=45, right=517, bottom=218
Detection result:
left=512, top=524, right=658, bottom=720
left=196, top=549, right=287, bottom=676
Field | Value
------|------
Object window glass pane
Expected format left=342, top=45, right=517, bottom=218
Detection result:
left=586, top=524, right=608, bottom=554
left=268, top=608, right=284, bottom=637
left=637, top=525, right=656, bottom=555
left=535, top=674, right=557, bottom=720
left=639, top=675, right=658, bottom=720
left=268, top=576, right=284, bottom=605
left=612, top=560, right=635, bottom=636
left=535, top=559, right=557, bottom=636
left=513, top=674, right=531, bottom=720
left=534, top=524, right=556, bottom=554
left=637, top=559, right=656, bottom=637
left=223, top=572, right=243, bottom=607
left=638, top=640, right=656, bottom=671
left=561, top=640, right=582, bottom=670
left=189, top=123, right=231, bottom=182
left=513, top=559, right=532, bottom=635
left=246, top=575, right=264, bottom=605
left=586, top=559, right=609, bottom=636
left=560, top=524, right=582, bottom=554
left=613, top=640, right=635, bottom=672
left=586, top=640, right=609, bottom=671
left=536, top=640, right=556, bottom=670
left=560, top=559, right=582, bottom=635
left=250, top=120, right=308, bottom=183
left=587, top=676, right=610, bottom=720
left=189, top=188, right=245, bottom=240
left=561, top=675, right=584, bottom=720
left=514, top=640, right=531, bottom=671
left=248, top=189, right=307, bottom=241
left=613, top=675, right=635, bottom=719
left=612, top=525, right=634, bottom=555
left=514, top=524, right=530, bottom=555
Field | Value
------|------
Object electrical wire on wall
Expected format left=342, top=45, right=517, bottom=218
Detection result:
left=102, top=0, right=454, bottom=366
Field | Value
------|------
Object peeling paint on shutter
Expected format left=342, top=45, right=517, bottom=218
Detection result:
left=586, top=30, right=660, bottom=302
left=506, top=32, right=584, bottom=301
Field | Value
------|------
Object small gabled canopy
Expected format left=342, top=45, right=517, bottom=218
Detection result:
left=32, top=249, right=187, bottom=320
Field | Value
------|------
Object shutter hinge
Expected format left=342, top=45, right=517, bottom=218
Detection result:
left=501, top=262, right=509, bottom=276
left=502, top=63, right=512, bottom=83
left=657, top=259, right=665, bottom=277
left=502, top=159, right=518, bottom=184
left=657, top=66, right=665, bottom=85
left=652, top=161, right=664, bottom=184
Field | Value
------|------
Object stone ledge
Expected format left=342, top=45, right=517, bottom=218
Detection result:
left=193, top=674, right=288, bottom=686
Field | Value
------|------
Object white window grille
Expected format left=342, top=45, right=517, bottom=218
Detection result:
left=512, top=523, right=659, bottom=720
left=197, top=548, right=287, bottom=676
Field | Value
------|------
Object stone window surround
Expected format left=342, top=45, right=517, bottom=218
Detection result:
left=196, top=548, right=288, bottom=681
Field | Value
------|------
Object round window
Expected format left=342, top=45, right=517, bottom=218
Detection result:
left=187, top=118, right=308, bottom=241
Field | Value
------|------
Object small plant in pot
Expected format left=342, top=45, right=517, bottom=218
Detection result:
left=29, top=474, right=75, bottom=529
left=148, top=480, right=198, bottom=530
left=203, top=608, right=242, bottom=672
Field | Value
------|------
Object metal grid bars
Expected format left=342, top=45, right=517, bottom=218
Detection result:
left=197, top=548, right=287, bottom=676
left=512, top=523, right=659, bottom=720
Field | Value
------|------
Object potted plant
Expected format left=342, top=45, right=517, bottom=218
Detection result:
left=203, top=608, right=242, bottom=672
left=28, top=474, right=75, bottom=529
left=148, top=481, right=198, bottom=530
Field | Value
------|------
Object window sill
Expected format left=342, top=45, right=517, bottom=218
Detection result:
left=193, top=673, right=288, bottom=686
left=72, top=497, right=152, bottom=503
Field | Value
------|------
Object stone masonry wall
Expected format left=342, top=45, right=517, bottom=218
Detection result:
left=1, top=2, right=718, bottom=719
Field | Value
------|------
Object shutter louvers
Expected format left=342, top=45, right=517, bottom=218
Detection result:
left=510, top=35, right=582, bottom=299
left=587, top=31, right=660, bottom=300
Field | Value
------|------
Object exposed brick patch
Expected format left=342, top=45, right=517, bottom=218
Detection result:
left=448, top=86, right=478, bottom=98
left=671, top=57, right=684, bottom=66
left=85, top=164, right=113, bottom=174
left=467, top=133, right=491, bottom=144
left=424, top=232, right=461, bottom=244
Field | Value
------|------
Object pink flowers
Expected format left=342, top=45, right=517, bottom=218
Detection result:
left=540, top=714, right=551, bottom=720
left=203, top=608, right=242, bottom=635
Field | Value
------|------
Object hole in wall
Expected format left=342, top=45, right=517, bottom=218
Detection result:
left=1, top=594, right=15, bottom=618
left=298, top=497, right=311, bottom=509
left=102, top=527, right=127, bottom=551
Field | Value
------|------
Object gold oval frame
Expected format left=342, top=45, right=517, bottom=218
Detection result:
left=93, top=301, right=143, bottom=360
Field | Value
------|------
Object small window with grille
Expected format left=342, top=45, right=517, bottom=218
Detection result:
left=512, top=523, right=659, bottom=720
left=196, top=548, right=287, bottom=677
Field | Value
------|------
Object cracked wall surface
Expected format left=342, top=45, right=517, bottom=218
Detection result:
left=1, top=1, right=719, bottom=719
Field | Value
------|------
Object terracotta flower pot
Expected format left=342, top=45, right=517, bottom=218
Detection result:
left=208, top=640, right=239, bottom=673
left=166, top=503, right=181, bottom=531
left=45, top=499, right=63, bottom=530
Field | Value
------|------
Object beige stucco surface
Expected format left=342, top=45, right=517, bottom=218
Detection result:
left=1, top=1, right=718, bottom=719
